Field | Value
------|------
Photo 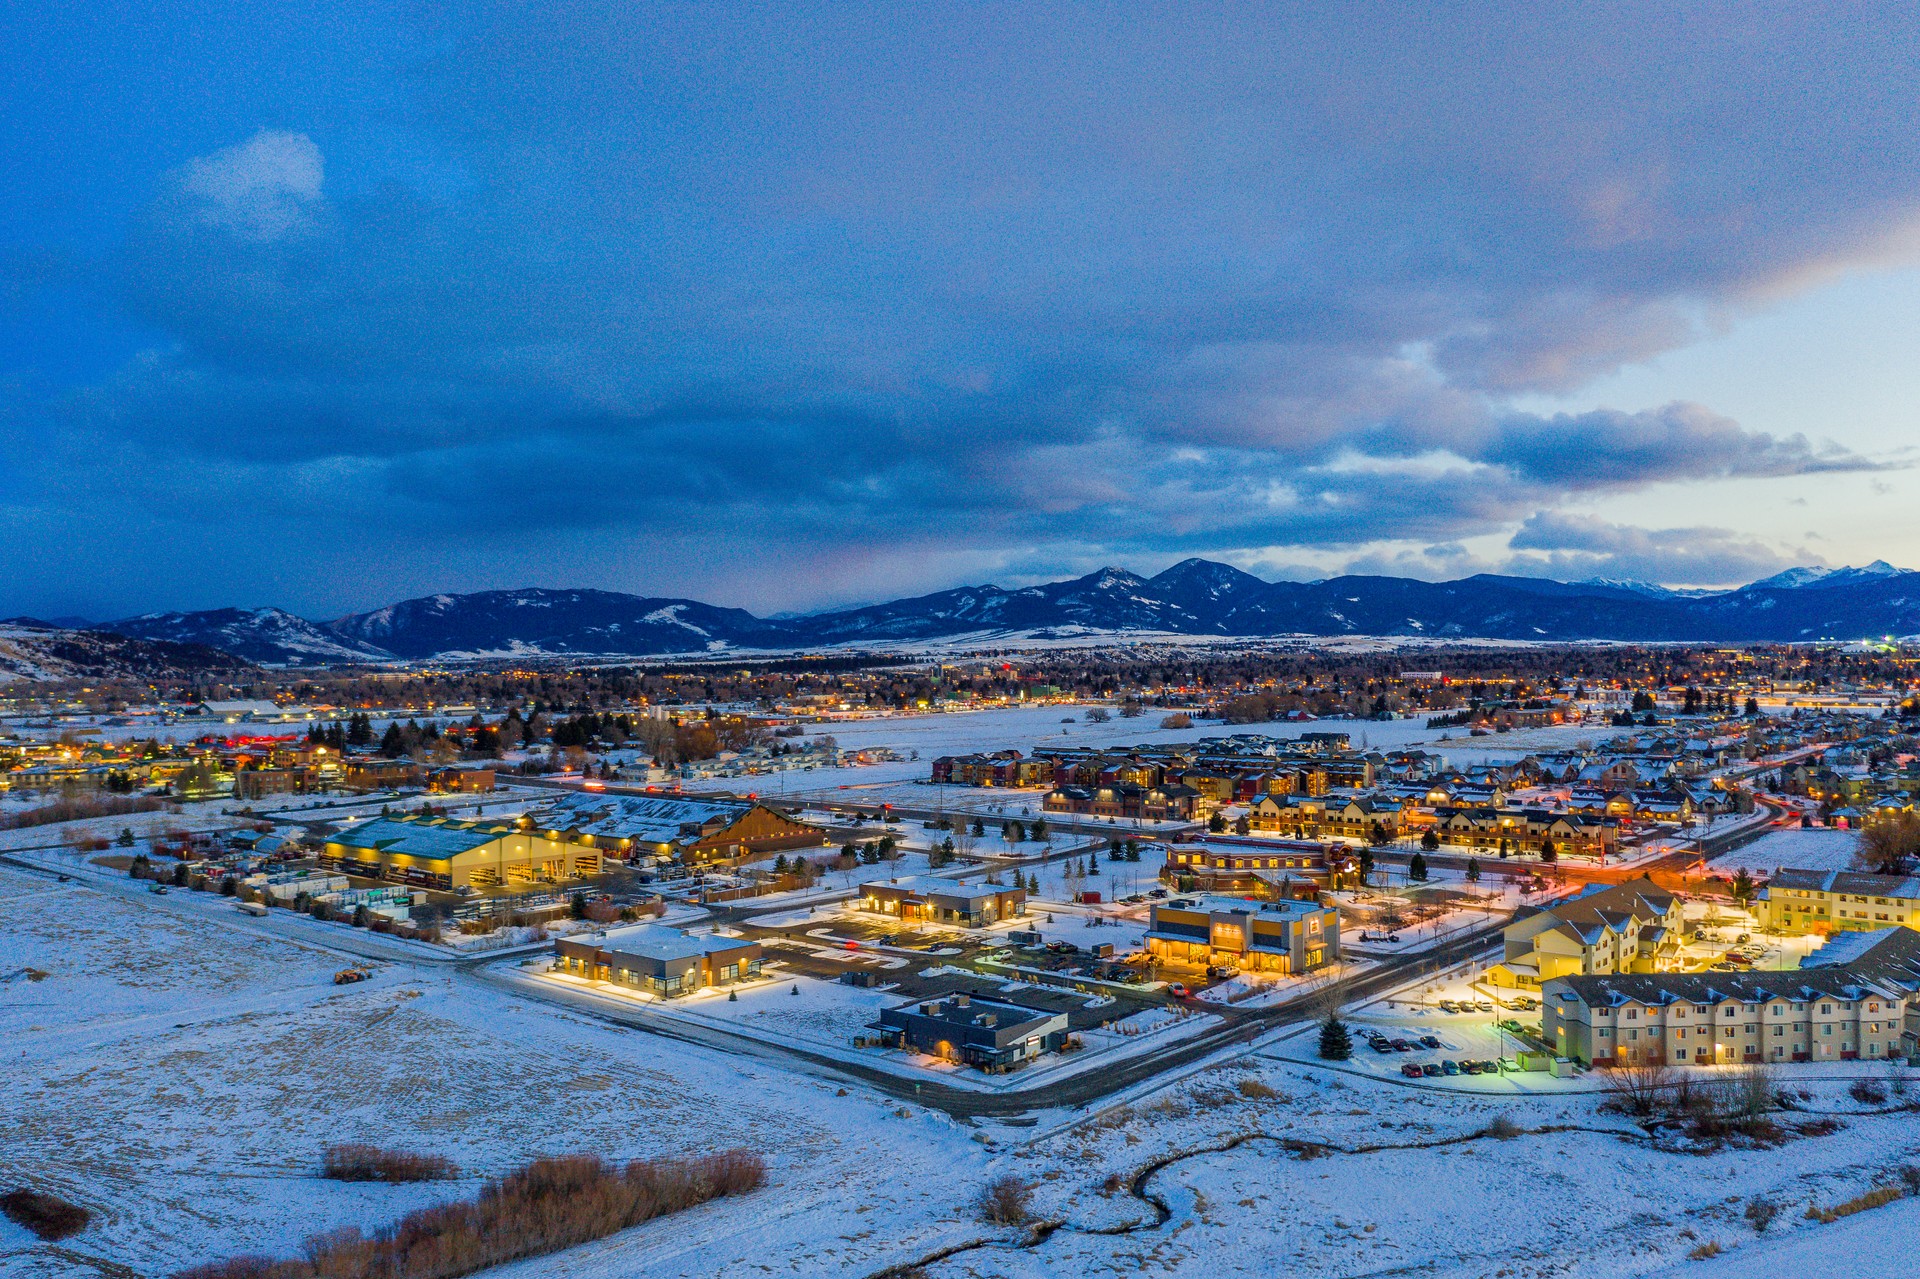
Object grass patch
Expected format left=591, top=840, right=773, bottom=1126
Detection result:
left=322, top=1145, right=459, bottom=1183
left=173, top=1150, right=762, bottom=1279
left=1810, top=1184, right=1905, bottom=1224
left=1687, top=1241, right=1722, bottom=1259
left=0, top=1188, right=91, bottom=1241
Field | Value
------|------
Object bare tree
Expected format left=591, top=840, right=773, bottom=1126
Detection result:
left=1857, top=813, right=1920, bottom=875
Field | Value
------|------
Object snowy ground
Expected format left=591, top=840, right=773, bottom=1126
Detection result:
left=10, top=794, right=1920, bottom=1279
left=732, top=707, right=1622, bottom=807
left=1715, top=826, right=1864, bottom=875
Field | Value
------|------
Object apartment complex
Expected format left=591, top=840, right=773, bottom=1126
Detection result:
left=1492, top=877, right=1682, bottom=988
left=1542, top=927, right=1920, bottom=1066
left=1755, top=867, right=1920, bottom=934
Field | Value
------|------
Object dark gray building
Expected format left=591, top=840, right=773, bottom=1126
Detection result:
left=872, top=992, right=1069, bottom=1071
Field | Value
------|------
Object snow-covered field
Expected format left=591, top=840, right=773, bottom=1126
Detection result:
left=10, top=818, right=1920, bottom=1279
left=1716, top=826, right=1864, bottom=875
left=739, top=707, right=1619, bottom=806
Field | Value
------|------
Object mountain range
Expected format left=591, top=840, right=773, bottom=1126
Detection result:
left=57, top=558, right=1920, bottom=666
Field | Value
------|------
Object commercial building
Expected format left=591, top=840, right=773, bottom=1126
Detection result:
left=554, top=924, right=762, bottom=997
left=1755, top=867, right=1920, bottom=935
left=859, top=875, right=1027, bottom=927
left=871, top=992, right=1069, bottom=1070
left=1491, top=877, right=1682, bottom=989
left=1163, top=838, right=1331, bottom=895
left=1542, top=927, right=1920, bottom=1066
left=535, top=792, right=829, bottom=864
left=319, top=815, right=599, bottom=890
left=1144, top=894, right=1339, bottom=974
left=427, top=767, right=496, bottom=794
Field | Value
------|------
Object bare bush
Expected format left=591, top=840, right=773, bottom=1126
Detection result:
left=1599, top=1061, right=1672, bottom=1116
left=1744, top=1197, right=1780, bottom=1233
left=1235, top=1078, right=1282, bottom=1101
left=1483, top=1114, right=1523, bottom=1141
left=0, top=1188, right=91, bottom=1241
left=978, top=1175, right=1033, bottom=1226
left=1850, top=1078, right=1890, bottom=1106
left=0, top=795, right=166, bottom=831
left=322, top=1144, right=458, bottom=1183
left=173, top=1149, right=764, bottom=1279
left=1159, top=714, right=1193, bottom=730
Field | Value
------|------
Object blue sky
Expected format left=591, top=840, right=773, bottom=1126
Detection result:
left=4, top=2, right=1919, bottom=620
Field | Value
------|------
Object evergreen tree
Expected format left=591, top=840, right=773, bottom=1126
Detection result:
left=1465, top=858, right=1481, bottom=884
left=570, top=891, right=588, bottom=920
left=1357, top=846, right=1375, bottom=884
left=1409, top=852, right=1428, bottom=881
left=1731, top=867, right=1756, bottom=907
left=379, top=722, right=405, bottom=757
left=1421, top=828, right=1440, bottom=851
left=1317, top=1013, right=1353, bottom=1061
left=1087, top=850, right=1099, bottom=872
left=1539, top=839, right=1557, bottom=864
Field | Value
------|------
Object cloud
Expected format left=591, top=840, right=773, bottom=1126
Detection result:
left=8, top=6, right=1920, bottom=614
left=1504, top=512, right=1814, bottom=585
left=168, top=131, right=325, bottom=242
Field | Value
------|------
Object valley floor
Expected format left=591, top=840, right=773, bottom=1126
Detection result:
left=7, top=856, right=1920, bottom=1279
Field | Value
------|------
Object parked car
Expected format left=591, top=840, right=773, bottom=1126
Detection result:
left=1476, top=1000, right=1495, bottom=1012
left=1370, top=1038, right=1396, bottom=1054
left=1400, top=1063, right=1425, bottom=1078
left=1205, top=965, right=1238, bottom=978
left=1392, top=1038, right=1414, bottom=1052
left=1420, top=1034, right=1442, bottom=1049
left=1438, top=999, right=1459, bottom=1013
left=1421, top=1063, right=1443, bottom=1077
left=1148, top=888, right=1170, bottom=898
left=1442, top=1060, right=1461, bottom=1075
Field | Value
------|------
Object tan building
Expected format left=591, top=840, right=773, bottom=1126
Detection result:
left=320, top=815, right=599, bottom=890
left=860, top=875, right=1026, bottom=927
left=1756, top=867, right=1920, bottom=935
left=1543, top=928, right=1920, bottom=1066
left=1492, top=876, right=1681, bottom=989
left=554, top=923, right=761, bottom=997
left=1145, top=894, right=1339, bottom=975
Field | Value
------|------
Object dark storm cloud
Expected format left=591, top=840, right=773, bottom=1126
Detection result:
left=5, top=2, right=1919, bottom=613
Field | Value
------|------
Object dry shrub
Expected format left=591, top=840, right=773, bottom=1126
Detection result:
left=1688, top=1241, right=1722, bottom=1260
left=978, top=1176, right=1032, bottom=1226
left=322, top=1145, right=458, bottom=1183
left=173, top=1149, right=763, bottom=1279
left=1483, top=1115, right=1522, bottom=1141
left=1850, top=1078, right=1890, bottom=1106
left=0, top=1188, right=91, bottom=1241
left=0, top=795, right=166, bottom=830
left=1235, top=1078, right=1281, bottom=1101
left=1744, top=1197, right=1780, bottom=1233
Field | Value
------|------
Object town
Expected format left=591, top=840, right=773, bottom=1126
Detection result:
left=9, top=641, right=1920, bottom=1274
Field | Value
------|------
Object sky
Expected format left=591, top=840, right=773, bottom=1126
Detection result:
left=4, top=2, right=1920, bottom=622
